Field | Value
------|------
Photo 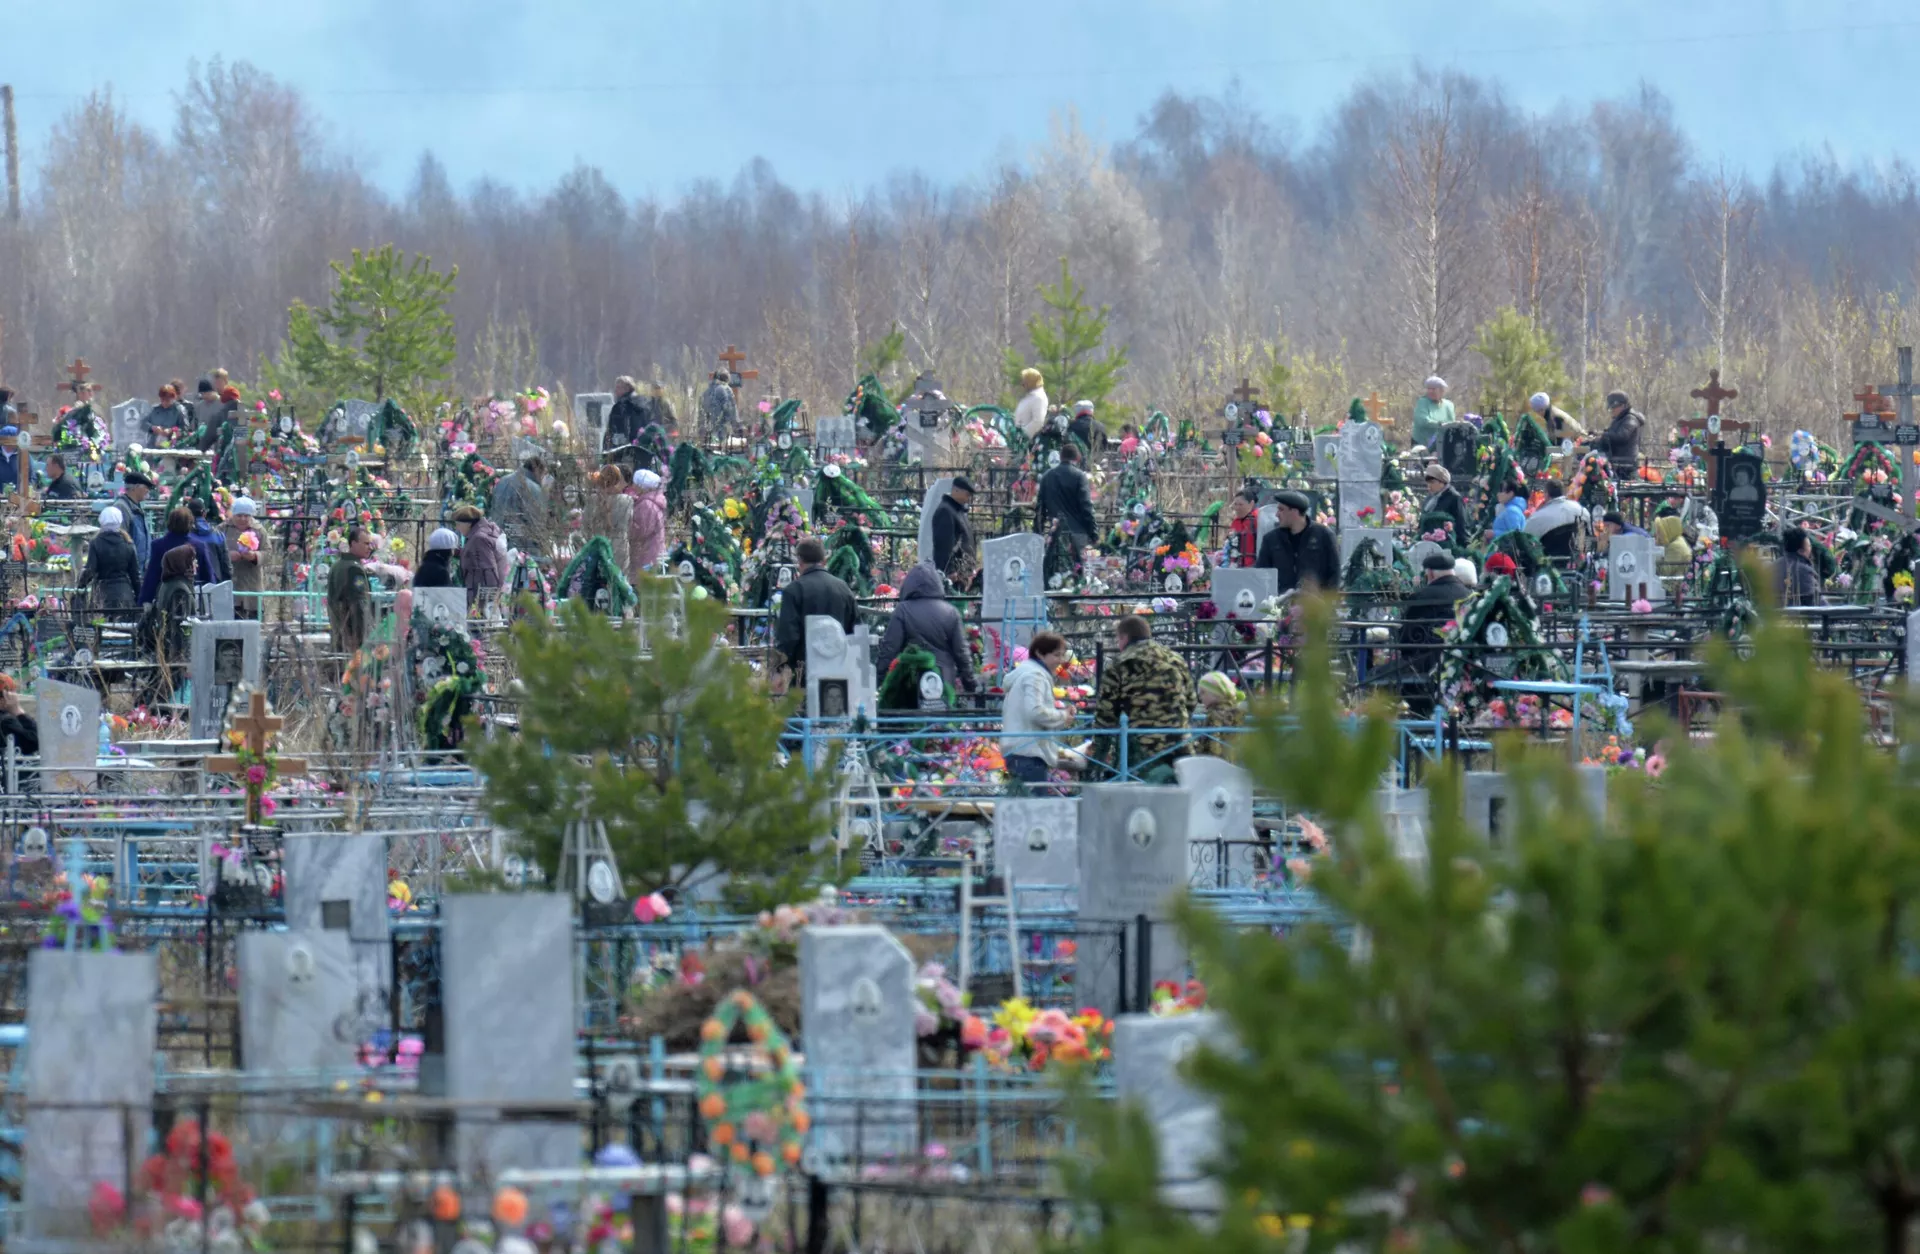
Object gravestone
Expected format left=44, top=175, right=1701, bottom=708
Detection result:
left=1339, top=526, right=1396, bottom=566
left=109, top=398, right=145, bottom=450
left=792, top=486, right=815, bottom=518
left=916, top=476, right=955, bottom=568
left=34, top=678, right=99, bottom=791
left=573, top=391, right=615, bottom=448
left=1112, top=1012, right=1223, bottom=1212
left=188, top=619, right=262, bottom=739
left=902, top=419, right=950, bottom=465
left=331, top=399, right=378, bottom=441
left=992, top=796, right=1079, bottom=891
left=282, top=832, right=391, bottom=1005
left=1436, top=422, right=1480, bottom=480
left=1174, top=756, right=1254, bottom=846
left=800, top=924, right=918, bottom=1162
left=414, top=585, right=469, bottom=633
left=981, top=532, right=1046, bottom=638
left=201, top=578, right=235, bottom=621
left=1909, top=609, right=1920, bottom=680
left=1207, top=567, right=1276, bottom=629
left=1463, top=766, right=1609, bottom=849
left=23, top=950, right=158, bottom=1242
left=805, top=615, right=874, bottom=723
left=238, top=930, right=359, bottom=1073
left=1336, top=420, right=1385, bottom=534
left=1717, top=450, right=1768, bottom=540
left=1607, top=533, right=1663, bottom=604
left=1404, top=539, right=1446, bottom=571
left=1078, top=784, right=1193, bottom=1016
left=1310, top=435, right=1339, bottom=479
left=439, top=895, right=577, bottom=1173
left=814, top=413, right=857, bottom=452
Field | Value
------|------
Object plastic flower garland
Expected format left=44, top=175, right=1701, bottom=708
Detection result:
left=413, top=622, right=484, bottom=750
left=696, top=991, right=808, bottom=1176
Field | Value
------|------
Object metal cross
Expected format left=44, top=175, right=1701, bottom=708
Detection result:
left=1688, top=368, right=1738, bottom=417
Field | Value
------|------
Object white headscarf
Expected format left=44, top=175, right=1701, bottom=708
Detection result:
left=98, top=506, right=123, bottom=532
left=633, top=469, right=662, bottom=491
left=428, top=527, right=460, bottom=551
left=232, top=496, right=257, bottom=517
left=1424, top=376, right=1447, bottom=391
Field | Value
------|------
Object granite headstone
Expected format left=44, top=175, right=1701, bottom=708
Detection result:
left=188, top=619, right=261, bottom=740
left=800, top=924, right=918, bottom=1162
left=1112, top=1011, right=1223, bottom=1211
left=34, top=677, right=99, bottom=791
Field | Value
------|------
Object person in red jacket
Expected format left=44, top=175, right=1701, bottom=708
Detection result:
left=1227, top=488, right=1260, bottom=567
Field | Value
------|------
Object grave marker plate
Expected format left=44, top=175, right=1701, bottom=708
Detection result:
left=415, top=585, right=469, bottom=632
left=815, top=413, right=857, bottom=451
left=992, top=796, right=1079, bottom=891
left=981, top=532, right=1046, bottom=627
left=188, top=619, right=262, bottom=740
left=1078, top=784, right=1193, bottom=1015
left=110, top=398, right=145, bottom=450
left=1607, top=534, right=1663, bottom=603
left=801, top=924, right=917, bottom=1162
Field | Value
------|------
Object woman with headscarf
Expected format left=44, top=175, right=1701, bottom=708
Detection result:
left=416, top=528, right=460, bottom=588
left=140, top=545, right=199, bottom=694
left=1654, top=512, right=1692, bottom=575
left=78, top=506, right=141, bottom=612
left=452, top=504, right=508, bottom=598
left=1419, top=463, right=1470, bottom=540
left=585, top=465, right=632, bottom=571
left=223, top=496, right=269, bottom=619
left=1013, top=368, right=1049, bottom=437
left=629, top=468, right=667, bottom=578
left=1193, top=671, right=1248, bottom=758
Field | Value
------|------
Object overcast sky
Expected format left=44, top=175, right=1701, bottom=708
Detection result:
left=7, top=0, right=1916, bottom=198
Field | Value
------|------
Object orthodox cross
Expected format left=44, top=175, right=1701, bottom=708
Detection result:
left=5, top=403, right=41, bottom=518
left=1364, top=390, right=1391, bottom=429
left=717, top=344, right=758, bottom=392
left=1229, top=378, right=1261, bottom=407
left=1858, top=346, right=1920, bottom=520
left=1676, top=370, right=1753, bottom=492
left=206, top=691, right=309, bottom=826
left=56, top=358, right=94, bottom=404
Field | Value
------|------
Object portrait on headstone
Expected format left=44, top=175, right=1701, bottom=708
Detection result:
left=214, top=638, right=246, bottom=685
left=819, top=679, right=849, bottom=719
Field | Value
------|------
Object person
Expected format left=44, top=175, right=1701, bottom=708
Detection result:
left=1528, top=391, right=1587, bottom=441
left=144, top=382, right=191, bottom=441
left=0, top=676, right=38, bottom=761
left=1453, top=557, right=1479, bottom=591
left=187, top=498, right=231, bottom=584
left=1256, top=491, right=1340, bottom=594
left=1093, top=614, right=1194, bottom=775
left=416, top=528, right=460, bottom=588
left=1490, top=482, right=1528, bottom=537
left=1037, top=444, right=1097, bottom=555
left=649, top=381, right=678, bottom=436
left=1192, top=670, right=1248, bottom=758
left=877, top=565, right=979, bottom=703
left=188, top=378, right=218, bottom=431
left=1523, top=479, right=1587, bottom=560
left=773, top=537, right=858, bottom=688
left=40, top=454, right=83, bottom=501
left=1776, top=525, right=1823, bottom=607
left=114, top=471, right=155, bottom=581
left=1600, top=511, right=1650, bottom=539
left=1226, top=488, right=1260, bottom=568
left=629, top=468, right=667, bottom=577
left=585, top=465, right=633, bottom=571
left=451, top=504, right=508, bottom=597
left=1013, top=368, right=1049, bottom=438
left=1590, top=391, right=1645, bottom=480
left=929, top=476, right=977, bottom=585
left=223, top=496, right=269, bottom=618
left=140, top=544, right=199, bottom=679
left=0, top=388, right=13, bottom=424
left=1419, top=464, right=1470, bottom=538
left=1654, top=513, right=1692, bottom=575
left=327, top=527, right=377, bottom=653
left=195, top=385, right=241, bottom=454
left=77, top=506, right=140, bottom=612
left=699, top=370, right=737, bottom=441
left=1068, top=399, right=1097, bottom=450
left=0, top=426, right=22, bottom=491
left=1411, top=376, right=1454, bottom=448
left=605, top=376, right=648, bottom=450
left=489, top=456, right=547, bottom=544
left=138, top=507, right=214, bottom=604
left=1000, top=630, right=1077, bottom=786
left=1401, top=551, right=1472, bottom=676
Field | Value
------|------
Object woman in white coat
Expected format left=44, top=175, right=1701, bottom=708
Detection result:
left=1000, top=630, right=1076, bottom=787
left=1013, top=368, right=1049, bottom=437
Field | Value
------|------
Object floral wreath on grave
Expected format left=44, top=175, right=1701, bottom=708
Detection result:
left=877, top=642, right=955, bottom=712
left=1415, top=511, right=1471, bottom=559
left=811, top=462, right=891, bottom=529
left=1479, top=411, right=1513, bottom=444
left=53, top=399, right=107, bottom=465
left=1843, top=439, right=1899, bottom=494
left=558, top=535, right=638, bottom=616
left=1567, top=450, right=1620, bottom=516
left=412, top=621, right=483, bottom=750
left=1115, top=449, right=1158, bottom=510
left=1487, top=529, right=1566, bottom=600
left=1789, top=429, right=1838, bottom=484
left=961, top=404, right=1017, bottom=452
left=1149, top=520, right=1204, bottom=589
left=667, top=442, right=749, bottom=513
left=1433, top=574, right=1569, bottom=721
left=842, top=372, right=899, bottom=442
left=167, top=463, right=219, bottom=518
left=697, top=990, right=808, bottom=1176
left=1512, top=410, right=1552, bottom=470
left=1342, top=536, right=1414, bottom=599
left=221, top=714, right=288, bottom=823
left=441, top=451, right=503, bottom=512
left=364, top=398, right=418, bottom=458
left=821, top=520, right=876, bottom=597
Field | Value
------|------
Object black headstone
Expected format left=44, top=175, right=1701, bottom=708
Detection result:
left=1437, top=423, right=1480, bottom=482
left=1717, top=450, right=1767, bottom=539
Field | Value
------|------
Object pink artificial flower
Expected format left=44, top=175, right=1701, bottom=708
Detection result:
left=1644, top=754, right=1666, bottom=779
left=1630, top=598, right=1653, bottom=614
left=245, top=763, right=268, bottom=785
left=259, top=795, right=278, bottom=817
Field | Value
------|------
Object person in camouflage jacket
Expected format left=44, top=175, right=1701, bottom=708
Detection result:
left=1093, top=615, right=1195, bottom=776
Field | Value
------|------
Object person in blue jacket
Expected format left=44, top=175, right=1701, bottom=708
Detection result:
left=138, top=506, right=215, bottom=604
left=1491, top=482, right=1529, bottom=537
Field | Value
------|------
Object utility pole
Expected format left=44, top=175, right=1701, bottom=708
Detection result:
left=1, top=84, right=18, bottom=221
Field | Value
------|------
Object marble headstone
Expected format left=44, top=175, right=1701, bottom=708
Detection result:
left=23, top=951, right=158, bottom=1241
left=1207, top=567, right=1276, bottom=626
left=1339, top=527, right=1397, bottom=566
left=814, top=413, right=857, bottom=452
left=110, top=398, right=146, bottom=450
left=332, top=399, right=378, bottom=441
left=573, top=392, right=615, bottom=448
left=800, top=924, right=918, bottom=1162
left=200, top=579, right=235, bottom=621
left=1078, top=783, right=1194, bottom=1016
left=1607, top=534, right=1663, bottom=603
left=414, top=585, right=469, bottom=633
left=1112, top=1012, right=1223, bottom=1212
left=1463, top=766, right=1608, bottom=849
left=1174, top=756, right=1254, bottom=846
left=188, top=618, right=262, bottom=740
left=439, top=895, right=578, bottom=1173
left=981, top=531, right=1046, bottom=632
left=992, top=796, right=1079, bottom=891
left=35, top=678, right=100, bottom=791
left=238, top=930, right=359, bottom=1074
left=282, top=832, right=391, bottom=1003
left=916, top=476, right=955, bottom=567
left=1404, top=539, right=1446, bottom=571
left=805, top=614, right=871, bottom=721
left=1311, top=435, right=1339, bottom=479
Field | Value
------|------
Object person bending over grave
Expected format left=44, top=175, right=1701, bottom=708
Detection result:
left=1654, top=511, right=1693, bottom=576
left=1255, top=491, right=1340, bottom=595
left=327, top=526, right=377, bottom=653
left=0, top=677, right=38, bottom=761
left=78, top=506, right=140, bottom=612
left=1401, top=549, right=1472, bottom=676
left=489, top=455, right=548, bottom=547
left=415, top=528, right=460, bottom=589
left=1491, top=481, right=1528, bottom=537
left=187, top=498, right=231, bottom=585
left=1528, top=391, right=1586, bottom=441
left=144, top=382, right=191, bottom=441
left=876, top=565, right=978, bottom=706
left=1093, top=615, right=1194, bottom=776
left=1226, top=488, right=1261, bottom=567
left=929, top=476, right=978, bottom=587
left=1038, top=444, right=1098, bottom=555
left=1419, top=464, right=1470, bottom=539
left=1000, top=630, right=1077, bottom=786
left=1411, top=376, right=1455, bottom=448
left=39, top=454, right=83, bottom=501
left=1014, top=368, right=1049, bottom=437
left=450, top=504, right=508, bottom=597
left=114, top=471, right=155, bottom=581
left=224, top=497, right=268, bottom=618
left=138, top=507, right=214, bottom=605
left=1775, top=525, right=1824, bottom=608
left=1589, top=391, right=1646, bottom=480
left=628, top=469, right=667, bottom=577
left=773, top=537, right=858, bottom=689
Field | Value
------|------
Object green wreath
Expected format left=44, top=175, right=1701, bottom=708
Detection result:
left=1343, top=536, right=1413, bottom=599
left=843, top=373, right=899, bottom=442
left=367, top=398, right=418, bottom=457
left=413, top=621, right=482, bottom=750
left=169, top=463, right=218, bottom=517
left=697, top=990, right=807, bottom=1176
left=1431, top=574, right=1568, bottom=719
left=1513, top=411, right=1552, bottom=470
left=558, top=535, right=638, bottom=615
left=813, top=464, right=892, bottom=528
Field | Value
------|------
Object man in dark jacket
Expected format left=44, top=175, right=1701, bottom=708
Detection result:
left=1401, top=551, right=1472, bottom=671
left=187, top=498, right=232, bottom=585
left=1418, top=464, right=1470, bottom=540
left=929, top=477, right=977, bottom=584
left=604, top=375, right=649, bottom=450
left=40, top=455, right=83, bottom=500
left=1591, top=390, right=1645, bottom=481
left=1037, top=446, right=1097, bottom=552
left=876, top=564, right=978, bottom=699
left=114, top=472, right=155, bottom=581
left=1775, top=525, right=1824, bottom=608
left=1256, top=491, right=1340, bottom=595
left=773, top=537, right=859, bottom=684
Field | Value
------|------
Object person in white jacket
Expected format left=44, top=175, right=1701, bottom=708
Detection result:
left=1000, top=631, right=1076, bottom=786
left=1013, top=368, right=1049, bottom=437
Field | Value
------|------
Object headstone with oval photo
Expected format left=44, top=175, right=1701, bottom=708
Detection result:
left=800, top=924, right=918, bottom=1162
left=992, top=796, right=1079, bottom=895
left=1206, top=568, right=1276, bottom=643
left=110, top=398, right=146, bottom=450
left=188, top=619, right=261, bottom=740
left=814, top=413, right=857, bottom=452
left=35, top=678, right=100, bottom=791
left=1077, top=783, right=1193, bottom=1016
left=573, top=392, right=615, bottom=450
left=982, top=531, right=1046, bottom=643
left=1607, top=533, right=1663, bottom=604
left=1311, top=434, right=1339, bottom=479
left=415, top=586, right=469, bottom=633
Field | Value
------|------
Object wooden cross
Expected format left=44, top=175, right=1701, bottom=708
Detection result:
left=1852, top=385, right=1896, bottom=418
left=1876, top=346, right=1920, bottom=520
left=1229, top=378, right=1261, bottom=407
left=1689, top=369, right=1738, bottom=417
left=5, top=405, right=39, bottom=518
left=717, top=344, right=758, bottom=391
left=207, top=691, right=308, bottom=826
left=56, top=359, right=93, bottom=403
left=1676, top=407, right=1756, bottom=493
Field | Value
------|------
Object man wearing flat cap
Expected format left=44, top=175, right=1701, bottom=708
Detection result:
left=929, top=476, right=978, bottom=587
left=113, top=471, right=156, bottom=580
left=1256, top=490, right=1340, bottom=595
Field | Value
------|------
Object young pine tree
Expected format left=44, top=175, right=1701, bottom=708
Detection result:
left=286, top=244, right=458, bottom=413
left=1004, top=256, right=1129, bottom=412
left=1472, top=306, right=1575, bottom=420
